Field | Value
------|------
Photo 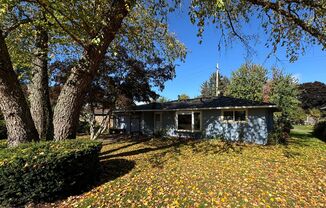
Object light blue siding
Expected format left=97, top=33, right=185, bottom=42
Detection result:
left=142, top=112, right=154, bottom=135
left=203, top=109, right=271, bottom=144
left=161, top=111, right=177, bottom=136
left=116, top=115, right=130, bottom=131
left=116, top=108, right=274, bottom=144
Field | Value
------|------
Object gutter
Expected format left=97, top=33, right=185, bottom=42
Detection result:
left=113, top=105, right=279, bottom=113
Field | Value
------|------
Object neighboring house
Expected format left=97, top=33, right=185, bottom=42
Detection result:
left=113, top=96, right=278, bottom=144
left=304, top=115, right=318, bottom=125
left=93, top=108, right=115, bottom=129
left=305, top=106, right=326, bottom=125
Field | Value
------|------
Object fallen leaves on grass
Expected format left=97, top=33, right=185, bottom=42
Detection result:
left=58, top=126, right=325, bottom=208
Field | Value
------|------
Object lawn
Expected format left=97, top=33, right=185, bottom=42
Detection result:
left=58, top=126, right=325, bottom=207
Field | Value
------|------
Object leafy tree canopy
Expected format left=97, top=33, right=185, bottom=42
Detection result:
left=178, top=93, right=190, bottom=100
left=298, top=81, right=326, bottom=110
left=226, top=63, right=267, bottom=102
left=189, top=0, right=326, bottom=62
left=157, top=96, right=170, bottom=103
left=269, top=68, right=301, bottom=123
left=200, top=71, right=229, bottom=97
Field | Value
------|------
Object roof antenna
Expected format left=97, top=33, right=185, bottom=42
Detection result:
left=216, top=63, right=220, bottom=96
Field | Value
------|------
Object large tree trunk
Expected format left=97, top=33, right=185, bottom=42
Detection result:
left=0, top=30, right=39, bottom=147
left=53, top=64, right=94, bottom=140
left=28, top=27, right=53, bottom=140
left=53, top=1, right=131, bottom=141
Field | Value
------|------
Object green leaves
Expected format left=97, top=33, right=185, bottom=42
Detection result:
left=227, top=62, right=267, bottom=102
left=0, top=140, right=102, bottom=206
left=270, top=68, right=301, bottom=123
left=200, top=72, right=230, bottom=97
left=189, top=0, right=326, bottom=61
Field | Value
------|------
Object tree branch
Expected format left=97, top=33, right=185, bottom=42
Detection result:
left=24, top=0, right=86, bottom=48
left=247, top=0, right=326, bottom=48
left=225, top=9, right=248, bottom=46
left=3, top=18, right=32, bottom=38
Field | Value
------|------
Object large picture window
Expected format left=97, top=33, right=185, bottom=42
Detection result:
left=176, top=111, right=201, bottom=131
left=222, top=110, right=247, bottom=122
left=177, top=114, right=192, bottom=130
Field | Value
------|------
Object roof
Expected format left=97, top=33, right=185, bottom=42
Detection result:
left=94, top=108, right=110, bottom=115
left=114, top=96, right=278, bottom=112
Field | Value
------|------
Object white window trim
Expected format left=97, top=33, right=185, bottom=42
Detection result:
left=221, top=109, right=248, bottom=123
left=175, top=111, right=202, bottom=132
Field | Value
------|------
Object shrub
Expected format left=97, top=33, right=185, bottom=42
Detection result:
left=267, top=128, right=289, bottom=145
left=313, top=121, right=326, bottom=142
left=77, top=120, right=91, bottom=134
left=0, top=140, right=6, bottom=149
left=0, top=140, right=102, bottom=207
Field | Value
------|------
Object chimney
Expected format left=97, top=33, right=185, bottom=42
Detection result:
left=215, top=63, right=220, bottom=96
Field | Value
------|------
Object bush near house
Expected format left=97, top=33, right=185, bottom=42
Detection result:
left=0, top=140, right=102, bottom=207
left=313, top=121, right=326, bottom=142
left=77, top=120, right=91, bottom=134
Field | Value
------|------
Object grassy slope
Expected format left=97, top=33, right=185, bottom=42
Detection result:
left=61, top=126, right=325, bottom=208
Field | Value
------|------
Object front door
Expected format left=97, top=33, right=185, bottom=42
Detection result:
left=154, top=113, right=162, bottom=133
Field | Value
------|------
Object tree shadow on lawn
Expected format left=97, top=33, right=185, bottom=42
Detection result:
left=100, top=140, right=147, bottom=156
left=69, top=159, right=136, bottom=195
left=32, top=158, right=135, bottom=208
left=100, top=138, right=244, bottom=169
left=96, top=158, right=136, bottom=183
left=99, top=139, right=188, bottom=160
left=288, top=129, right=315, bottom=147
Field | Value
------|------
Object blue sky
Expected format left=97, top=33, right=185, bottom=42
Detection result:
left=157, top=6, right=326, bottom=100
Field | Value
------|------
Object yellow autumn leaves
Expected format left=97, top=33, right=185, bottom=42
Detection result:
left=56, top=126, right=325, bottom=208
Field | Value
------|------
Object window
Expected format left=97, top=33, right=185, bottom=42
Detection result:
left=223, top=111, right=234, bottom=121
left=222, top=110, right=247, bottom=122
left=177, top=114, right=192, bottom=130
left=176, top=111, right=201, bottom=131
left=235, top=111, right=246, bottom=121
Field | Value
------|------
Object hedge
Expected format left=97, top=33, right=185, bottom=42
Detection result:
left=313, top=121, right=326, bottom=142
left=0, top=140, right=102, bottom=207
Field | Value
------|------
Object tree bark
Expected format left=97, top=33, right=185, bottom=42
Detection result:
left=28, top=27, right=53, bottom=140
left=0, top=30, right=39, bottom=147
left=53, top=63, right=92, bottom=140
left=53, top=1, right=131, bottom=141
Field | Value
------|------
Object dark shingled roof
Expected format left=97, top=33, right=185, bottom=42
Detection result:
left=116, top=96, right=278, bottom=112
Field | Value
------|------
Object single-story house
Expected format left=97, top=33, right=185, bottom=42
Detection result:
left=113, top=96, right=279, bottom=144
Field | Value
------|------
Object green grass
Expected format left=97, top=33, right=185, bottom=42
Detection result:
left=60, top=126, right=325, bottom=207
